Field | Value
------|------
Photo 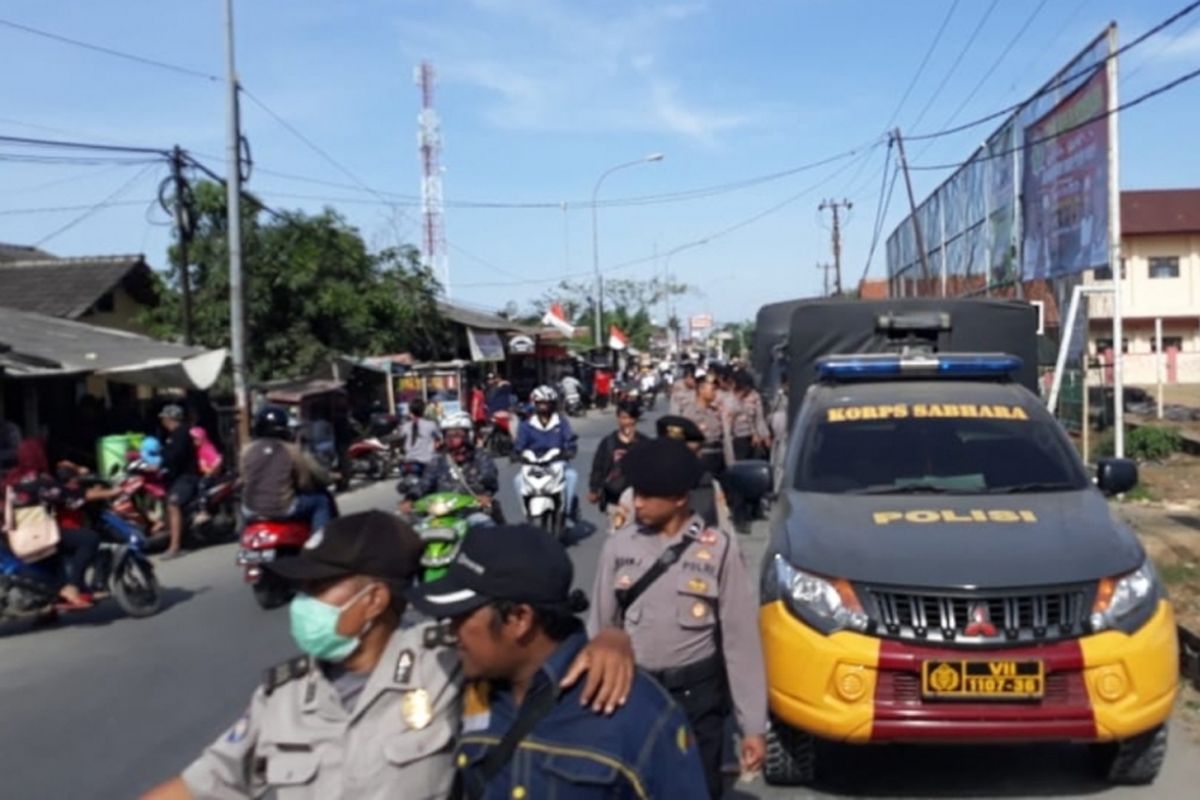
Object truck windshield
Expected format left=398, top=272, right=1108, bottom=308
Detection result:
left=794, top=392, right=1088, bottom=495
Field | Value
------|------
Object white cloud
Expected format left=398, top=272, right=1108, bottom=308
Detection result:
left=393, top=0, right=759, bottom=144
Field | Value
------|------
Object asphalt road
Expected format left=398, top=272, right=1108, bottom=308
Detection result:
left=0, top=409, right=1196, bottom=799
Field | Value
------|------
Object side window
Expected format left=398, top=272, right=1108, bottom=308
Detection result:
left=1148, top=256, right=1180, bottom=279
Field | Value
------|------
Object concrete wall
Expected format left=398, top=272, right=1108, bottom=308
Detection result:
left=79, top=286, right=151, bottom=335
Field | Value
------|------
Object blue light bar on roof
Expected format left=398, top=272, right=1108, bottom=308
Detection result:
left=816, top=353, right=1023, bottom=381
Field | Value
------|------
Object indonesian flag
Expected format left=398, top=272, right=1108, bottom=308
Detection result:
left=608, top=324, right=629, bottom=351
left=541, top=303, right=575, bottom=337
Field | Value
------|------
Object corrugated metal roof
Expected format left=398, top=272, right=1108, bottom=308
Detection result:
left=436, top=300, right=534, bottom=333
left=1122, top=189, right=1200, bottom=236
left=0, top=254, right=155, bottom=319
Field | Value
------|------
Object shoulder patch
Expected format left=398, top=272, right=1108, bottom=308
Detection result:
left=262, top=655, right=310, bottom=696
left=394, top=648, right=416, bottom=685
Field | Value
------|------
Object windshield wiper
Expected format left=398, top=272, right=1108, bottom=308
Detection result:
left=987, top=481, right=1079, bottom=494
left=851, top=483, right=971, bottom=495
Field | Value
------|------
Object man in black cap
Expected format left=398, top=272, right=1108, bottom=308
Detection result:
left=409, top=525, right=708, bottom=800
left=605, top=415, right=731, bottom=533
left=588, top=439, right=767, bottom=799
left=145, top=511, right=637, bottom=800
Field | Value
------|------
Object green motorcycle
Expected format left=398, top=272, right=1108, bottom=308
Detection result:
left=411, top=491, right=486, bottom=582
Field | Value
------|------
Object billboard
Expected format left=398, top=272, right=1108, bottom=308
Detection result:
left=689, top=313, right=713, bottom=331
left=1020, top=70, right=1109, bottom=280
left=885, top=28, right=1113, bottom=302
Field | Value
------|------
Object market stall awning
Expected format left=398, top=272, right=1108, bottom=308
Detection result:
left=0, top=308, right=226, bottom=390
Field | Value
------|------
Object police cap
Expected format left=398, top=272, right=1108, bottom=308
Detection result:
left=622, top=437, right=701, bottom=497
left=266, top=510, right=423, bottom=586
left=655, top=414, right=704, bottom=443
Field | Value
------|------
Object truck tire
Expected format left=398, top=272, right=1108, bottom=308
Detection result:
left=1094, top=724, right=1168, bottom=785
left=764, top=717, right=816, bottom=786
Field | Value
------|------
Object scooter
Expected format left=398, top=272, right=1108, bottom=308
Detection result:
left=482, top=410, right=514, bottom=457
left=518, top=448, right=568, bottom=540
left=0, top=495, right=162, bottom=622
left=236, top=491, right=339, bottom=610
left=346, top=436, right=391, bottom=482
left=187, top=474, right=239, bottom=547
left=562, top=391, right=584, bottom=418
left=395, top=461, right=428, bottom=502
left=409, top=491, right=487, bottom=583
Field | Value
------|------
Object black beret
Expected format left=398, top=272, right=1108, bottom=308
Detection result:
left=655, top=415, right=704, bottom=443
left=622, top=438, right=702, bottom=497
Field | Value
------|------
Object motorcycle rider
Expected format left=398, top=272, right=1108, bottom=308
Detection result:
left=399, top=412, right=502, bottom=524
left=560, top=372, right=585, bottom=412
left=512, top=385, right=580, bottom=521
left=240, top=405, right=334, bottom=534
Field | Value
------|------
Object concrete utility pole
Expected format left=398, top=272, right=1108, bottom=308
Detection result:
left=819, top=199, right=852, bottom=295
left=892, top=128, right=933, bottom=285
left=170, top=145, right=194, bottom=345
left=224, top=0, right=250, bottom=446
left=816, top=262, right=833, bottom=296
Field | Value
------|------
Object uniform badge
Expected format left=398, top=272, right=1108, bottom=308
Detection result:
left=401, top=689, right=433, bottom=730
left=695, top=549, right=713, bottom=561
left=687, top=577, right=708, bottom=593
left=676, top=724, right=693, bottom=754
left=617, top=573, right=633, bottom=589
left=691, top=601, right=708, bottom=619
left=226, top=712, right=251, bottom=743
left=395, top=649, right=416, bottom=686
left=611, top=506, right=628, bottom=530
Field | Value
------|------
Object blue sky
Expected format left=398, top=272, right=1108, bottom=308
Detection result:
left=3, top=0, right=1200, bottom=325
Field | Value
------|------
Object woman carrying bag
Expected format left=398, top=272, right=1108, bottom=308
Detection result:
left=3, top=439, right=100, bottom=609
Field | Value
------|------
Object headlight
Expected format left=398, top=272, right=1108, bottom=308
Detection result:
left=1090, top=560, right=1160, bottom=634
left=770, top=554, right=869, bottom=634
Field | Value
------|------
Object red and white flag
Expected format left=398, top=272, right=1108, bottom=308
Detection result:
left=608, top=324, right=629, bottom=350
left=541, top=303, right=575, bottom=337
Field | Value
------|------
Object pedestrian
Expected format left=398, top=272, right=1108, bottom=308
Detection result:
left=142, top=510, right=639, bottom=800
left=409, top=524, right=709, bottom=800
left=588, top=438, right=767, bottom=799
left=587, top=400, right=645, bottom=516
left=685, top=371, right=734, bottom=476
left=158, top=404, right=199, bottom=559
left=729, top=370, right=770, bottom=461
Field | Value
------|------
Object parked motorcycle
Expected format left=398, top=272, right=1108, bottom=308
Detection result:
left=518, top=448, right=568, bottom=540
left=0, top=492, right=162, bottom=622
left=481, top=410, right=515, bottom=457
left=346, top=436, right=391, bottom=482
left=409, top=491, right=486, bottom=583
left=188, top=475, right=239, bottom=547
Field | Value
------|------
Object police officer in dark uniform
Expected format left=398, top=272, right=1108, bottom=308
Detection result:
left=589, top=439, right=767, bottom=798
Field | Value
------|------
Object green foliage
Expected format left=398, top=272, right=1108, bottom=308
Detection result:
left=1094, top=425, right=1182, bottom=461
left=143, top=181, right=448, bottom=382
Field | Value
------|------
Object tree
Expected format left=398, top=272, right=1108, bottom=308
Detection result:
left=143, top=181, right=448, bottom=382
left=535, top=276, right=689, bottom=350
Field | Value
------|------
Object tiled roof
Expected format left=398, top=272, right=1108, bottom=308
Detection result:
left=1122, top=189, right=1200, bottom=236
left=0, top=243, right=56, bottom=263
left=0, top=254, right=155, bottom=319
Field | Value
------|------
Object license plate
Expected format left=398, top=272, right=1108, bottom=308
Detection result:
left=921, top=659, right=1044, bottom=700
left=236, top=548, right=276, bottom=565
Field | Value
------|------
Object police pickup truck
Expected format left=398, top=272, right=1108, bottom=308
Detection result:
left=735, top=299, right=1179, bottom=788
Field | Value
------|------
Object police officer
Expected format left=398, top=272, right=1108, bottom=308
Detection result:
left=589, top=439, right=767, bottom=799
left=144, top=512, right=637, bottom=800
left=668, top=362, right=697, bottom=416
left=606, top=415, right=731, bottom=534
left=685, top=370, right=734, bottom=475
left=409, top=525, right=709, bottom=799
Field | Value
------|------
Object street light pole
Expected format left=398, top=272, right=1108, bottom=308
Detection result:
left=224, top=0, right=249, bottom=446
left=591, top=153, right=664, bottom=349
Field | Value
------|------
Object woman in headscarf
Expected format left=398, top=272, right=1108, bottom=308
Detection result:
left=3, top=438, right=101, bottom=609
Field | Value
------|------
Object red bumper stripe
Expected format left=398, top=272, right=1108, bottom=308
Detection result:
left=872, top=638, right=1096, bottom=742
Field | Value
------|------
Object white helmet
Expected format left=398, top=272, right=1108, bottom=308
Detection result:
left=440, top=411, right=473, bottom=432
left=531, top=385, right=558, bottom=404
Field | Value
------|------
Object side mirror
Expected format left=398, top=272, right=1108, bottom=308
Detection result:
left=1096, top=458, right=1138, bottom=496
left=721, top=460, right=772, bottom=502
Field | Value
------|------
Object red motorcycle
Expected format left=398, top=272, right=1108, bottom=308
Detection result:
left=481, top=410, right=514, bottom=457
left=345, top=436, right=392, bottom=482
left=237, top=517, right=312, bottom=609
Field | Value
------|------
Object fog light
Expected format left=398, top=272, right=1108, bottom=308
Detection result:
left=1095, top=668, right=1128, bottom=702
left=835, top=664, right=867, bottom=702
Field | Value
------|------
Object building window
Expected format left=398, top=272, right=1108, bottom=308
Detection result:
left=1093, top=258, right=1126, bottom=281
left=1148, top=256, right=1180, bottom=279
left=1094, top=338, right=1130, bottom=355
left=93, top=292, right=115, bottom=313
left=1150, top=336, right=1184, bottom=353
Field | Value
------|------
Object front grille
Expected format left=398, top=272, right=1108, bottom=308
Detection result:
left=860, top=584, right=1093, bottom=646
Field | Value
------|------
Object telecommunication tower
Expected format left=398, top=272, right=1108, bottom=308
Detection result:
left=416, top=61, right=449, bottom=295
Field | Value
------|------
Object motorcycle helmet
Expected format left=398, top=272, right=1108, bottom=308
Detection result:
left=254, top=404, right=292, bottom=440
left=440, top=411, right=474, bottom=433
left=440, top=412, right=474, bottom=460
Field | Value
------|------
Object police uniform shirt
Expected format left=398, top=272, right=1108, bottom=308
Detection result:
left=684, top=400, right=733, bottom=467
left=587, top=514, right=768, bottom=737
left=668, top=382, right=694, bottom=416
left=182, top=620, right=461, bottom=800
left=730, top=391, right=770, bottom=441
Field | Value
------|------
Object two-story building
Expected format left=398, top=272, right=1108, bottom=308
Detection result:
left=1087, top=189, right=1200, bottom=385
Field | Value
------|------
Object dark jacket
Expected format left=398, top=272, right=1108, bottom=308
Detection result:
left=456, top=631, right=707, bottom=799
left=588, top=431, right=645, bottom=504
left=416, top=451, right=499, bottom=499
left=162, top=426, right=198, bottom=478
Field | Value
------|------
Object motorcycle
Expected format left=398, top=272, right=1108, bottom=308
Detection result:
left=395, top=461, right=428, bottom=502
left=187, top=474, right=239, bottom=547
left=346, top=436, right=392, bottom=482
left=518, top=448, right=568, bottom=540
left=562, top=391, right=584, bottom=418
left=0, top=492, right=162, bottom=622
left=409, top=491, right=486, bottom=583
left=481, top=410, right=514, bottom=457
left=236, top=491, right=339, bottom=610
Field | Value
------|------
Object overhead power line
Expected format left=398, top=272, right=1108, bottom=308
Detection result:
left=884, top=1, right=962, bottom=134
left=0, top=17, right=220, bottom=82
left=907, top=0, right=1001, bottom=132
left=0, top=200, right=153, bottom=216
left=905, top=0, right=1200, bottom=142
left=909, top=62, right=1200, bottom=171
left=32, top=163, right=160, bottom=246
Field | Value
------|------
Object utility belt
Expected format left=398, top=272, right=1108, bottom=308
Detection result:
left=647, top=653, right=724, bottom=692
